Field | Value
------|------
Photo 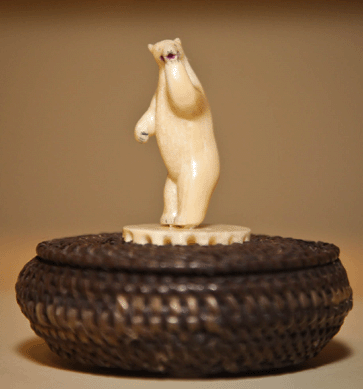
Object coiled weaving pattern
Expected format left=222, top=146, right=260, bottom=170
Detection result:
left=16, top=234, right=352, bottom=376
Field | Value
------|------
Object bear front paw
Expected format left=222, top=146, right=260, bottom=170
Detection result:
left=135, top=129, right=149, bottom=144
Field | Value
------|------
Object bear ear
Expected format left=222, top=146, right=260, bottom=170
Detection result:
left=148, top=44, right=154, bottom=53
left=174, top=38, right=181, bottom=45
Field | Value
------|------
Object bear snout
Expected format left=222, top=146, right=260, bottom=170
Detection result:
left=161, top=50, right=179, bottom=62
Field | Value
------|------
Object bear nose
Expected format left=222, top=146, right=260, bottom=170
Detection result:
left=165, top=45, right=176, bottom=53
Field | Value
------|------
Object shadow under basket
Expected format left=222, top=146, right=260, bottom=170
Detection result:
left=16, top=233, right=353, bottom=377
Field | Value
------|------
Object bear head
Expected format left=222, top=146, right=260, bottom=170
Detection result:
left=148, top=38, right=184, bottom=65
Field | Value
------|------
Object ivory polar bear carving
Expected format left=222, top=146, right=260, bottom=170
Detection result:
left=135, top=38, right=220, bottom=228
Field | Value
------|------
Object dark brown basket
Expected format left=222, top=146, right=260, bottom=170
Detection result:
left=16, top=233, right=352, bottom=377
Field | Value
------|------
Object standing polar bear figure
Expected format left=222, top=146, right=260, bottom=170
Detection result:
left=135, top=38, right=220, bottom=228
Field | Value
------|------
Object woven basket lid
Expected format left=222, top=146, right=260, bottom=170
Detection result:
left=35, top=233, right=340, bottom=275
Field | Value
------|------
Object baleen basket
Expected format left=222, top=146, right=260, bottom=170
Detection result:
left=16, top=233, right=353, bottom=376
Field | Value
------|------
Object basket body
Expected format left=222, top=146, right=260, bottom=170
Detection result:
left=16, top=234, right=352, bottom=376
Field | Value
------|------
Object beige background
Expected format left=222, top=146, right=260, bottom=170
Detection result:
left=1, top=1, right=362, bottom=294
left=1, top=2, right=363, bottom=387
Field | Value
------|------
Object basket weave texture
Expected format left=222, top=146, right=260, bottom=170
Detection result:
left=16, top=234, right=352, bottom=376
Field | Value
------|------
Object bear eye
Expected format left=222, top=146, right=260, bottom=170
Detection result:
left=167, top=53, right=176, bottom=59
left=160, top=56, right=165, bottom=62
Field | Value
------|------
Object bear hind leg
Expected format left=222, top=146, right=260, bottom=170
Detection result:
left=174, top=173, right=214, bottom=228
left=160, top=175, right=178, bottom=225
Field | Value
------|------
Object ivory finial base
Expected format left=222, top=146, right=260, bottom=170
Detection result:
left=122, top=224, right=251, bottom=246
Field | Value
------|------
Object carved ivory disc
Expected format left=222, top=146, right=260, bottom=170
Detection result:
left=122, top=224, right=251, bottom=246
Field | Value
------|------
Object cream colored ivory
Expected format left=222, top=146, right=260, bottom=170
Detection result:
left=122, top=224, right=251, bottom=246
left=135, top=38, right=220, bottom=228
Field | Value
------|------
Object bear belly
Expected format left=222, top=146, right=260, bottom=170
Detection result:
left=156, top=122, right=191, bottom=178
left=155, top=113, right=216, bottom=180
